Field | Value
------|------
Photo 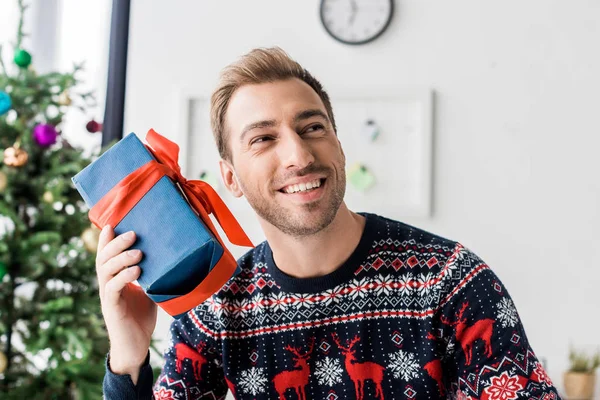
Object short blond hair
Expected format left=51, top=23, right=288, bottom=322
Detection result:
left=210, top=47, right=337, bottom=161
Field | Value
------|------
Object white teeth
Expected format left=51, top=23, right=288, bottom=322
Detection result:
left=283, top=179, right=322, bottom=194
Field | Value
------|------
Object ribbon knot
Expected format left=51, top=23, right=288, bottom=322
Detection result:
left=89, top=129, right=253, bottom=249
left=87, top=129, right=253, bottom=316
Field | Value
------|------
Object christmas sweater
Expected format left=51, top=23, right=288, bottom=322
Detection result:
left=103, top=212, right=561, bottom=399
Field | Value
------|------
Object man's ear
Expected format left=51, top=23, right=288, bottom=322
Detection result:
left=219, top=158, right=243, bottom=198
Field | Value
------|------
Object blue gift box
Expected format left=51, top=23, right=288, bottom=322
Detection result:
left=72, top=132, right=241, bottom=318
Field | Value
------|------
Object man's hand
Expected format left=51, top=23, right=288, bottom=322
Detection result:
left=96, top=225, right=157, bottom=385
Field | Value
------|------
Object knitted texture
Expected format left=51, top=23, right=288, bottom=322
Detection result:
left=106, top=212, right=561, bottom=399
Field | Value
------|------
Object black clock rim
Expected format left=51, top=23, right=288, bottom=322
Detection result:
left=319, top=0, right=394, bottom=46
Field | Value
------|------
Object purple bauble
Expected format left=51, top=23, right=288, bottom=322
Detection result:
left=33, top=124, right=58, bottom=147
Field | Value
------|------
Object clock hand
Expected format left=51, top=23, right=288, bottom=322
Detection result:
left=349, top=0, right=358, bottom=25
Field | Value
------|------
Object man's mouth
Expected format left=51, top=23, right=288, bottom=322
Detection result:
left=278, top=178, right=326, bottom=194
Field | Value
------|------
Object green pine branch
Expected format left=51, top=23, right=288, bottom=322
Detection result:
left=0, top=1, right=123, bottom=398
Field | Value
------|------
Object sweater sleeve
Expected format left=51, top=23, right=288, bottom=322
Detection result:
left=436, top=244, right=562, bottom=399
left=151, top=307, right=229, bottom=399
left=102, top=350, right=154, bottom=399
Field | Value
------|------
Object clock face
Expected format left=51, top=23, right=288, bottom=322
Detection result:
left=320, top=0, right=394, bottom=45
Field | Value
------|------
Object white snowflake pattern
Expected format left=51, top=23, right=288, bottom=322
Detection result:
left=321, top=288, right=341, bottom=306
left=291, top=293, right=314, bottom=309
left=251, top=293, right=266, bottom=315
left=397, top=274, right=414, bottom=296
left=314, top=357, right=344, bottom=386
left=496, top=297, right=518, bottom=328
left=372, top=275, right=395, bottom=296
left=416, top=272, right=435, bottom=297
left=239, top=298, right=252, bottom=318
left=228, top=299, right=245, bottom=318
left=238, top=367, right=268, bottom=395
left=268, top=292, right=288, bottom=313
left=208, top=296, right=224, bottom=317
left=347, top=278, right=370, bottom=300
left=388, top=350, right=420, bottom=381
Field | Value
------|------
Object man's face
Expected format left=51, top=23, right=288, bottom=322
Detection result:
left=219, top=78, right=346, bottom=237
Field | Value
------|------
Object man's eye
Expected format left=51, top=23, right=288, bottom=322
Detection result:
left=304, top=124, right=325, bottom=133
left=250, top=136, right=272, bottom=145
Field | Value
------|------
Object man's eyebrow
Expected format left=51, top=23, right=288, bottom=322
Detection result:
left=293, top=109, right=329, bottom=123
left=239, top=119, right=277, bottom=143
left=239, top=109, right=329, bottom=143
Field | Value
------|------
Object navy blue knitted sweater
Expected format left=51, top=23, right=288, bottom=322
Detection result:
left=103, top=212, right=560, bottom=399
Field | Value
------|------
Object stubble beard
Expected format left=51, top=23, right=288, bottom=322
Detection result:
left=240, top=167, right=346, bottom=238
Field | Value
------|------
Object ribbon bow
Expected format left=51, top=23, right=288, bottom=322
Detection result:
left=89, top=129, right=252, bottom=249
left=88, top=129, right=253, bottom=316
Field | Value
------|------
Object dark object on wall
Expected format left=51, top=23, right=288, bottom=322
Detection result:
left=102, top=0, right=131, bottom=147
left=320, top=0, right=394, bottom=45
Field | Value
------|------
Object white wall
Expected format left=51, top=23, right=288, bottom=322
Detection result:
left=125, top=0, right=600, bottom=394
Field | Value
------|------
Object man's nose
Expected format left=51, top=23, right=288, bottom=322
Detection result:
left=277, top=129, right=315, bottom=170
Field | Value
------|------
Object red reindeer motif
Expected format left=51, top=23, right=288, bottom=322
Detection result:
left=424, top=332, right=446, bottom=396
left=440, top=302, right=494, bottom=365
left=331, top=333, right=385, bottom=400
left=174, top=341, right=208, bottom=381
left=272, top=337, right=315, bottom=400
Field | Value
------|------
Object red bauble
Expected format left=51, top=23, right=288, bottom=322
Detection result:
left=86, top=120, right=103, bottom=133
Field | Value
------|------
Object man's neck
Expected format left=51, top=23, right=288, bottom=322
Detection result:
left=261, top=204, right=366, bottom=279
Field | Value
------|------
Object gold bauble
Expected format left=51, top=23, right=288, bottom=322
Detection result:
left=81, top=226, right=101, bottom=252
left=42, top=191, right=54, bottom=203
left=0, top=351, right=7, bottom=373
left=3, top=146, right=28, bottom=167
left=0, top=171, right=7, bottom=192
left=58, top=91, right=72, bottom=106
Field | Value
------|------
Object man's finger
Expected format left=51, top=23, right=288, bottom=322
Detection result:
left=97, top=225, right=114, bottom=255
left=96, top=230, right=136, bottom=267
left=98, top=250, right=143, bottom=298
left=103, top=266, right=141, bottom=307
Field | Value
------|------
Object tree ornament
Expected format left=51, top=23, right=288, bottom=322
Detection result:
left=13, top=49, right=32, bottom=68
left=3, top=146, right=28, bottom=167
left=81, top=226, right=101, bottom=252
left=85, top=120, right=102, bottom=133
left=0, top=171, right=7, bottom=192
left=58, top=90, right=72, bottom=106
left=0, top=350, right=7, bottom=373
left=32, top=124, right=58, bottom=148
left=42, top=191, right=54, bottom=203
left=0, top=91, right=12, bottom=116
left=0, top=261, right=6, bottom=281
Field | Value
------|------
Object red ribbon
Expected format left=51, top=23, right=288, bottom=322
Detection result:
left=89, top=129, right=253, bottom=315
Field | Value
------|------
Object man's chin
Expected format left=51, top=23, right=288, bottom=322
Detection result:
left=270, top=206, right=339, bottom=237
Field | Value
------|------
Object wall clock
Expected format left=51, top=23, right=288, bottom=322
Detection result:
left=320, top=0, right=394, bottom=45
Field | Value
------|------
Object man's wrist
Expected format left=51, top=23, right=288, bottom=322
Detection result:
left=107, top=350, right=149, bottom=378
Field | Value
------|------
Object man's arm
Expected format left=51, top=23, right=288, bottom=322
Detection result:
left=103, top=309, right=228, bottom=399
left=436, top=244, right=561, bottom=399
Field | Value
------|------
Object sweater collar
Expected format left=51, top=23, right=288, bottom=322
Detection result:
left=264, top=212, right=376, bottom=293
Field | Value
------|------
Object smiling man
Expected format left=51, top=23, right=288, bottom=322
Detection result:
left=102, top=48, right=560, bottom=399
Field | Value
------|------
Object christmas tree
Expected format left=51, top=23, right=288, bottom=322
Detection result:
left=0, top=1, right=117, bottom=398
